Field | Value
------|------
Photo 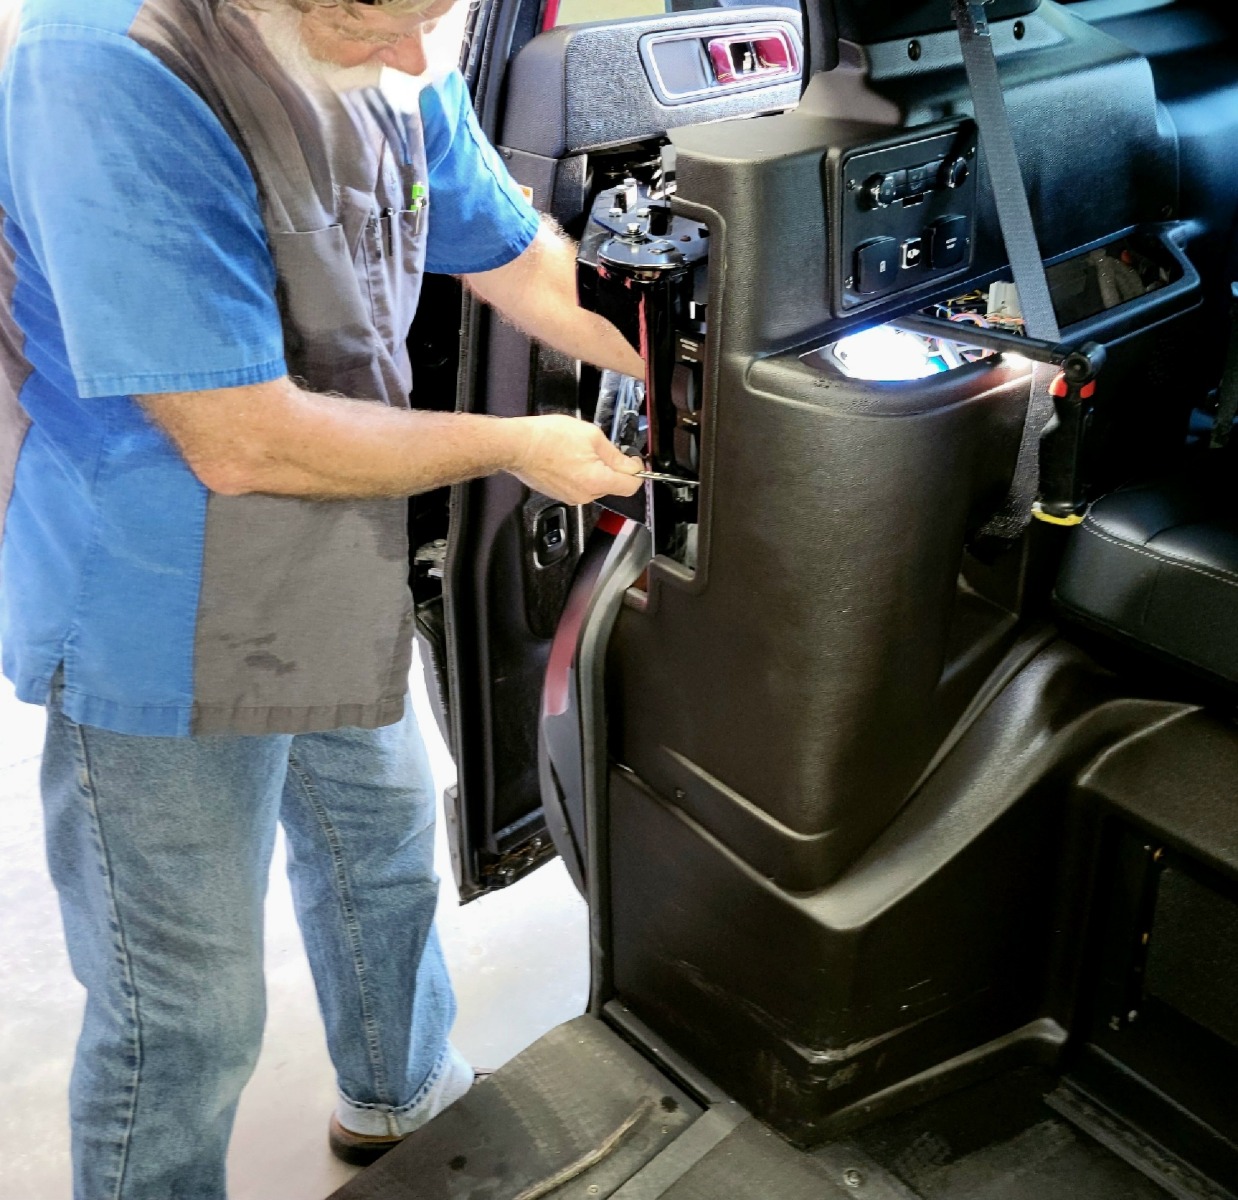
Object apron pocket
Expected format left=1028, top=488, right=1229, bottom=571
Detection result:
left=270, top=224, right=375, bottom=385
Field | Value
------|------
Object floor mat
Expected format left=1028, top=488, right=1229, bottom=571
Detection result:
left=331, top=1027, right=1194, bottom=1200
left=326, top=1016, right=700, bottom=1200
left=656, top=1119, right=854, bottom=1200
left=853, top=1068, right=1173, bottom=1200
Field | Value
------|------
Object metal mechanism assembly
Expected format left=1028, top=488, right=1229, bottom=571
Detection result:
left=578, top=174, right=710, bottom=560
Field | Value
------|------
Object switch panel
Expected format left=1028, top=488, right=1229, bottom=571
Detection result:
left=836, top=124, right=978, bottom=312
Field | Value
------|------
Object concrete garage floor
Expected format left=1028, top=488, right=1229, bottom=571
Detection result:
left=0, top=655, right=589, bottom=1199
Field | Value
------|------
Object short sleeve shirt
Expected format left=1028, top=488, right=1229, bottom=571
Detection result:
left=0, top=0, right=539, bottom=735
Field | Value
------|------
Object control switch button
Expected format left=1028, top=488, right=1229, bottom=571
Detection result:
left=855, top=237, right=901, bottom=294
left=866, top=170, right=907, bottom=209
left=943, top=156, right=971, bottom=190
left=535, top=505, right=571, bottom=567
left=901, top=238, right=924, bottom=270
left=906, top=163, right=932, bottom=195
left=927, top=216, right=970, bottom=270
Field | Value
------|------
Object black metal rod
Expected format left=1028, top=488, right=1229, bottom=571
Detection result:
left=892, top=312, right=1068, bottom=365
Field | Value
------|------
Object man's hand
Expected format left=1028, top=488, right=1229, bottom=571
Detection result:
left=510, top=414, right=643, bottom=504
left=464, top=220, right=646, bottom=380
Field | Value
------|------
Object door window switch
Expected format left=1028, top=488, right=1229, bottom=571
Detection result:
left=535, top=505, right=571, bottom=567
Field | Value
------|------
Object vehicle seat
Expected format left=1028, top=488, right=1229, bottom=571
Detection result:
left=1056, top=472, right=1238, bottom=686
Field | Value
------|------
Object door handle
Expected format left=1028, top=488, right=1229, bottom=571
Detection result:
left=706, top=31, right=798, bottom=87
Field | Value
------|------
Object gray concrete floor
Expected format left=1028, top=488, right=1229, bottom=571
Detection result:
left=0, top=655, right=589, bottom=1198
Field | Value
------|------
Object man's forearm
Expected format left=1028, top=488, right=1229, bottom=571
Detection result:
left=141, top=375, right=643, bottom=505
left=511, top=300, right=645, bottom=381
left=464, top=220, right=646, bottom=380
left=142, top=378, right=529, bottom=499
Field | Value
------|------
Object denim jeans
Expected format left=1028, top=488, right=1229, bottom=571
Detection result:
left=41, top=680, right=472, bottom=1200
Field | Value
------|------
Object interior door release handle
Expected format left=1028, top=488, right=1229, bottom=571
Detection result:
left=706, top=31, right=798, bottom=87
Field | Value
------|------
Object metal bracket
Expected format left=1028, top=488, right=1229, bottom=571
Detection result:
left=954, top=0, right=995, bottom=39
left=479, top=834, right=555, bottom=890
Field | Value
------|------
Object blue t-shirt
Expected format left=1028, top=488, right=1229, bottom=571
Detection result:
left=0, top=0, right=539, bottom=734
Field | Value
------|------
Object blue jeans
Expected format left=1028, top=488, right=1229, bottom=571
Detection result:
left=41, top=681, right=471, bottom=1200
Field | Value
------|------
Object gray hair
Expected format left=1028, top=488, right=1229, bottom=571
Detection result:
left=235, top=0, right=440, bottom=15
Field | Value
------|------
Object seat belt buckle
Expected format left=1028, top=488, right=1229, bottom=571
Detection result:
left=1035, top=343, right=1107, bottom=526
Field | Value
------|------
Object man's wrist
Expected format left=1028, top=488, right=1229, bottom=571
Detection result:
left=491, top=415, right=535, bottom=476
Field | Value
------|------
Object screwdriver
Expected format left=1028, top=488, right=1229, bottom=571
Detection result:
left=636, top=471, right=699, bottom=487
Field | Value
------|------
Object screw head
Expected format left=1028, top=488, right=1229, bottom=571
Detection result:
left=844, top=1167, right=864, bottom=1188
left=587, top=1187, right=600, bottom=1196
left=1109, top=1015, right=1122, bottom=1031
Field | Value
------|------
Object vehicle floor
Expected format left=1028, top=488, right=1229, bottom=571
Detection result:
left=847, top=1067, right=1176, bottom=1200
left=325, top=1015, right=1202, bottom=1200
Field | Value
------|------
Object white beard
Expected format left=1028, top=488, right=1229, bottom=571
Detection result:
left=249, top=6, right=385, bottom=93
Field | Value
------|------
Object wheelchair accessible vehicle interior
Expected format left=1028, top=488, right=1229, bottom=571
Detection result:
left=346, top=0, right=1238, bottom=1196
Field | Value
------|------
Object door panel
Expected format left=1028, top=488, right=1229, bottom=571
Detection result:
left=501, top=9, right=803, bottom=159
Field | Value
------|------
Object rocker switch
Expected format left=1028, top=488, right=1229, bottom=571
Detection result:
left=855, top=238, right=900, bottom=294
left=927, top=215, right=970, bottom=270
left=535, top=505, right=570, bottom=567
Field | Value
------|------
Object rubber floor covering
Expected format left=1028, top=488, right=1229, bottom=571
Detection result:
left=330, top=1024, right=1192, bottom=1200
left=327, top=1017, right=700, bottom=1200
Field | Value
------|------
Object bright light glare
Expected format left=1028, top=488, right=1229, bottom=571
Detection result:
left=832, top=326, right=947, bottom=382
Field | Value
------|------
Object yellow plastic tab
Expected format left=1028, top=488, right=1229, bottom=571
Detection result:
left=1031, top=504, right=1085, bottom=527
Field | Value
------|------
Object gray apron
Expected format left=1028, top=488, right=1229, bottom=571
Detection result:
left=128, top=0, right=431, bottom=733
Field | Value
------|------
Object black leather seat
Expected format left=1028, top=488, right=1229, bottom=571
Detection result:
left=1056, top=474, right=1238, bottom=685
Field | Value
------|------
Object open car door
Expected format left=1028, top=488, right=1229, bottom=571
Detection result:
left=415, top=0, right=804, bottom=901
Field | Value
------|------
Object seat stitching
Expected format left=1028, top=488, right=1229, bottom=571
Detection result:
left=1082, top=520, right=1238, bottom=589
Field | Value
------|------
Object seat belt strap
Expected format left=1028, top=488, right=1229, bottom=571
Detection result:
left=954, top=0, right=1059, bottom=344
left=954, top=1, right=1062, bottom=540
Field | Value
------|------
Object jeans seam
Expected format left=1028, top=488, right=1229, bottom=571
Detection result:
left=284, top=752, right=392, bottom=1104
left=338, top=1044, right=449, bottom=1117
left=71, top=721, right=143, bottom=1200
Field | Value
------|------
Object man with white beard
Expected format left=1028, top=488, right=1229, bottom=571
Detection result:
left=0, top=1, right=644, bottom=1196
